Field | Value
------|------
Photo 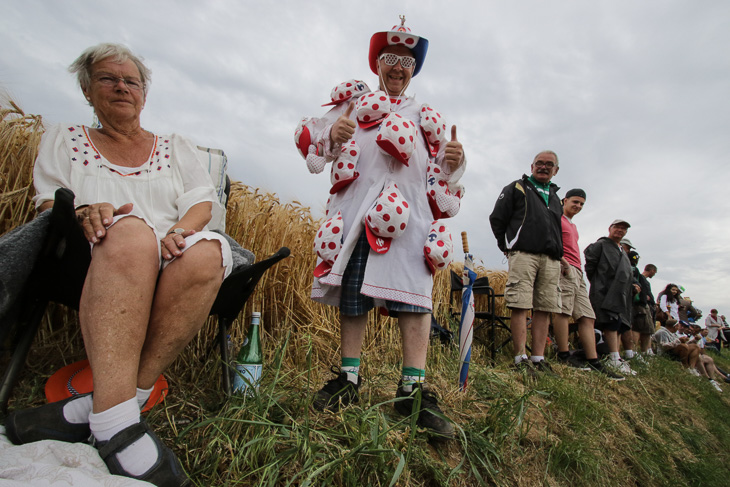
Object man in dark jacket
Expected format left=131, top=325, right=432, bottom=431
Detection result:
left=584, top=219, right=637, bottom=376
left=489, top=150, right=563, bottom=374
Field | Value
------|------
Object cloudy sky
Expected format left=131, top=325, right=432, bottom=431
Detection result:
left=2, top=0, right=728, bottom=317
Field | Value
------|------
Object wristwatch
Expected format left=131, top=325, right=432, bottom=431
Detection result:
left=167, top=228, right=185, bottom=236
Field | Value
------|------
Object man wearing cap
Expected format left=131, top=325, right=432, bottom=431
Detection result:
left=628, top=250, right=656, bottom=358
left=489, top=150, right=563, bottom=374
left=584, top=219, right=638, bottom=375
left=551, top=189, right=623, bottom=378
left=296, top=17, right=465, bottom=440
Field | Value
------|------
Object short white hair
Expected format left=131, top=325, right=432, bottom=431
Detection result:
left=533, top=150, right=559, bottom=166
left=68, top=43, right=151, bottom=98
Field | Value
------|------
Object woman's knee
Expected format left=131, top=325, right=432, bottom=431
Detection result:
left=96, top=217, right=158, bottom=260
left=168, top=239, right=225, bottom=282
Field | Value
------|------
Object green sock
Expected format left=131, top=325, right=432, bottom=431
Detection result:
left=401, top=366, right=425, bottom=386
left=341, top=357, right=360, bottom=384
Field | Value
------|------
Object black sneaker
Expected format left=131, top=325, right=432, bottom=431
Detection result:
left=511, top=360, right=537, bottom=379
left=313, top=366, right=361, bottom=411
left=557, top=353, right=591, bottom=371
left=394, top=381, right=454, bottom=440
left=532, top=359, right=558, bottom=376
left=589, top=360, right=625, bottom=381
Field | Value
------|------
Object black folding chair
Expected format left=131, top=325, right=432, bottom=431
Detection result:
left=0, top=187, right=289, bottom=412
left=449, top=270, right=526, bottom=362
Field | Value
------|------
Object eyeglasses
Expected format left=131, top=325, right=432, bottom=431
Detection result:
left=533, top=161, right=556, bottom=169
left=93, top=74, right=145, bottom=92
left=379, top=53, right=416, bottom=69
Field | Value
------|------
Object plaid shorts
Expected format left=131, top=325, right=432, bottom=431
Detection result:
left=339, top=232, right=429, bottom=317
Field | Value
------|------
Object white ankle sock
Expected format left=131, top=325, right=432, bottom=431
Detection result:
left=62, top=394, right=93, bottom=424
left=530, top=355, right=544, bottom=363
left=514, top=354, right=528, bottom=364
left=136, top=386, right=154, bottom=410
left=89, top=398, right=158, bottom=476
left=609, top=352, right=621, bottom=361
left=624, top=350, right=635, bottom=359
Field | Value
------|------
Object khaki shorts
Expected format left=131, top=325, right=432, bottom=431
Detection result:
left=631, top=304, right=656, bottom=334
left=558, top=265, right=596, bottom=320
left=505, top=251, right=561, bottom=313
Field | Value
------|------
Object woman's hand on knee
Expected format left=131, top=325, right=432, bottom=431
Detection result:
left=160, top=228, right=197, bottom=261
left=78, top=202, right=133, bottom=243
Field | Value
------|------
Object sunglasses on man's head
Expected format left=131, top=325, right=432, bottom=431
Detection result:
left=379, top=53, right=416, bottom=69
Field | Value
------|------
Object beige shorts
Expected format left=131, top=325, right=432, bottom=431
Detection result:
left=558, top=265, right=596, bottom=320
left=505, top=251, right=561, bottom=313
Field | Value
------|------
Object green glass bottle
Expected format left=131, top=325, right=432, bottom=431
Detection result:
left=233, top=312, right=262, bottom=396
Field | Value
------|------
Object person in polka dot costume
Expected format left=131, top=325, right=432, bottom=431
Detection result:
left=297, top=17, right=466, bottom=440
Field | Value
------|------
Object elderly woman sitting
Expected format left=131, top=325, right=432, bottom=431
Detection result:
left=5, top=43, right=232, bottom=486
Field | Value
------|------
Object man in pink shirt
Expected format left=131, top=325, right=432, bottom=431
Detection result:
left=553, top=189, right=623, bottom=379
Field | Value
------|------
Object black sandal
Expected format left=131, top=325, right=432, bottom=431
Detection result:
left=5, top=393, right=92, bottom=444
left=93, top=420, right=191, bottom=487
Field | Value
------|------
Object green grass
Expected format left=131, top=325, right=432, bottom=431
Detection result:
left=6, top=328, right=730, bottom=486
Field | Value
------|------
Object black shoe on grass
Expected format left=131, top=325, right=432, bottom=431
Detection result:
left=511, top=359, right=538, bottom=379
left=394, top=381, right=454, bottom=440
left=313, top=366, right=361, bottom=411
left=557, top=353, right=592, bottom=371
left=589, top=360, right=625, bottom=381
left=532, top=359, right=558, bottom=376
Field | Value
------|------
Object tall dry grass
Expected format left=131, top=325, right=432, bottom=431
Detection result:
left=0, top=98, right=510, bottom=390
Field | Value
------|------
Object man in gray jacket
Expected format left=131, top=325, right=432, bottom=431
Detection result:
left=584, top=219, right=638, bottom=376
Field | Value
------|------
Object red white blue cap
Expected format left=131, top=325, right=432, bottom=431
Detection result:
left=369, top=16, right=429, bottom=77
left=323, top=79, right=371, bottom=107
left=313, top=211, right=344, bottom=277
left=363, top=182, right=410, bottom=254
left=424, top=221, right=454, bottom=274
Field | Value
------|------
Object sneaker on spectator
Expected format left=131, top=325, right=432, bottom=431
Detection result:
left=687, top=368, right=701, bottom=377
left=709, top=379, right=723, bottom=393
left=589, top=361, right=625, bottom=381
left=313, top=366, right=361, bottom=411
left=511, top=359, right=537, bottom=380
left=630, top=354, right=649, bottom=366
left=532, top=359, right=558, bottom=376
left=394, top=381, right=454, bottom=440
left=609, top=359, right=637, bottom=376
left=557, top=353, right=591, bottom=371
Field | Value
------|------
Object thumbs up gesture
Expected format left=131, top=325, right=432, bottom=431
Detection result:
left=331, top=102, right=357, bottom=146
left=444, top=125, right=464, bottom=171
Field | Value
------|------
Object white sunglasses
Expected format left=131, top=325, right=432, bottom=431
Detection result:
left=379, top=53, right=416, bottom=69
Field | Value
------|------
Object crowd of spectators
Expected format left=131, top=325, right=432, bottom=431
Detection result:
left=489, top=150, right=730, bottom=388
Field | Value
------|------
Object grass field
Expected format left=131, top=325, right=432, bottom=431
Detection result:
left=3, top=99, right=730, bottom=486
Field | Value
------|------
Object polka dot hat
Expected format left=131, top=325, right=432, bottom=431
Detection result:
left=419, top=103, right=447, bottom=157
left=313, top=211, right=344, bottom=277
left=368, top=16, right=429, bottom=77
left=356, top=90, right=391, bottom=129
left=323, top=79, right=371, bottom=107
left=330, top=140, right=360, bottom=194
left=423, top=220, right=454, bottom=274
left=363, top=182, right=410, bottom=254
left=294, top=117, right=312, bottom=159
left=426, top=161, right=464, bottom=219
left=376, top=112, right=417, bottom=166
